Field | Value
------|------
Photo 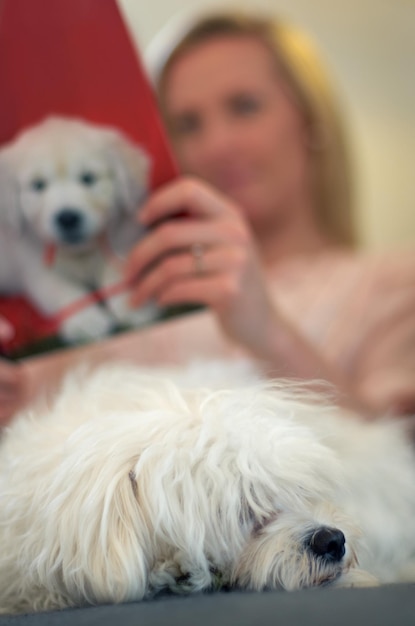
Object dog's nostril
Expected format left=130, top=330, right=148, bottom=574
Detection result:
left=309, top=527, right=346, bottom=562
left=55, top=209, right=82, bottom=231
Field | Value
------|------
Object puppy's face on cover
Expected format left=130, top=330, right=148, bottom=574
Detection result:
left=0, top=117, right=150, bottom=247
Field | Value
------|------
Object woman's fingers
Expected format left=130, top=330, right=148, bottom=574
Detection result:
left=125, top=219, right=214, bottom=281
left=138, top=177, right=238, bottom=226
left=125, top=215, right=249, bottom=282
left=0, top=359, right=22, bottom=391
left=129, top=246, right=246, bottom=307
left=155, top=273, right=242, bottom=311
left=129, top=249, right=200, bottom=307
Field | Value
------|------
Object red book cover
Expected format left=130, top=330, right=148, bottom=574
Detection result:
left=0, top=0, right=179, bottom=358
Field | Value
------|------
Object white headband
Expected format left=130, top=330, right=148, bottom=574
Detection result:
left=143, top=10, right=199, bottom=84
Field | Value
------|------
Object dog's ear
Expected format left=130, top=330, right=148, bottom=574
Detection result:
left=107, top=132, right=152, bottom=215
left=0, top=146, right=20, bottom=230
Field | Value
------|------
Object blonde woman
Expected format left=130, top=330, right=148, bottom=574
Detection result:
left=125, top=12, right=414, bottom=414
left=3, top=11, right=415, bottom=422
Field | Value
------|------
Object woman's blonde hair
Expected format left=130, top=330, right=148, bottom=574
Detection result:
left=156, top=12, right=357, bottom=247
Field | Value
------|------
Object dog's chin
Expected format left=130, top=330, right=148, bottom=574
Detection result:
left=51, top=229, right=102, bottom=253
left=60, top=242, right=100, bottom=257
left=58, top=233, right=94, bottom=249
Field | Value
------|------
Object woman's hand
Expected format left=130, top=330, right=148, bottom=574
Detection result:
left=0, top=316, right=27, bottom=425
left=0, top=359, right=26, bottom=426
left=125, top=177, right=278, bottom=354
left=123, top=177, right=377, bottom=413
left=354, top=271, right=415, bottom=416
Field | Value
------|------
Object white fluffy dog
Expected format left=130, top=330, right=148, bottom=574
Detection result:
left=0, top=117, right=155, bottom=343
left=0, top=360, right=415, bottom=614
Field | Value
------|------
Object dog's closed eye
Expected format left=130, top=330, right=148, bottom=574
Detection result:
left=129, top=469, right=138, bottom=498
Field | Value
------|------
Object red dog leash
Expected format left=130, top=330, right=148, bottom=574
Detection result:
left=42, top=237, right=130, bottom=335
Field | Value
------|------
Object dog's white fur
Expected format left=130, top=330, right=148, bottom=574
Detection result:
left=1, top=360, right=415, bottom=614
left=0, top=117, right=155, bottom=343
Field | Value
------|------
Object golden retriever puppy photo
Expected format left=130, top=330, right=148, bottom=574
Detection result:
left=0, top=116, right=155, bottom=344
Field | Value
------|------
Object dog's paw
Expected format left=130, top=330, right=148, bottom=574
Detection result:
left=332, top=568, right=379, bottom=588
left=106, top=296, right=159, bottom=329
left=60, top=306, right=113, bottom=343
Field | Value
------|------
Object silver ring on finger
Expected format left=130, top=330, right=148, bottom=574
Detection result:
left=191, top=243, right=205, bottom=275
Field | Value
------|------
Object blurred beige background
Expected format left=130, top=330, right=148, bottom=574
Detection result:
left=118, top=0, right=414, bottom=251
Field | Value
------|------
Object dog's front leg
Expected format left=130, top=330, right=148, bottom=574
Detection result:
left=100, top=263, right=159, bottom=330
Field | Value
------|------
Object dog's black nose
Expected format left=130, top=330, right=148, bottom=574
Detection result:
left=308, top=527, right=345, bottom=562
left=55, top=209, right=83, bottom=232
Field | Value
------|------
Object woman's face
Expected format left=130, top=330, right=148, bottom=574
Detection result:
left=163, top=35, right=312, bottom=234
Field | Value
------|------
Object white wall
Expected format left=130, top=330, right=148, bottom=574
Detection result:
left=118, top=0, right=415, bottom=250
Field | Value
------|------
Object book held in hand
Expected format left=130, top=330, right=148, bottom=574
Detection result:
left=0, top=0, right=180, bottom=359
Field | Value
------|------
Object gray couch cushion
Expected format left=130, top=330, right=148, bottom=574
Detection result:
left=1, top=584, right=414, bottom=626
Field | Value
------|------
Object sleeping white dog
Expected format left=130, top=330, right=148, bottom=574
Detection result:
left=0, top=116, right=156, bottom=343
left=0, top=360, right=414, bottom=614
